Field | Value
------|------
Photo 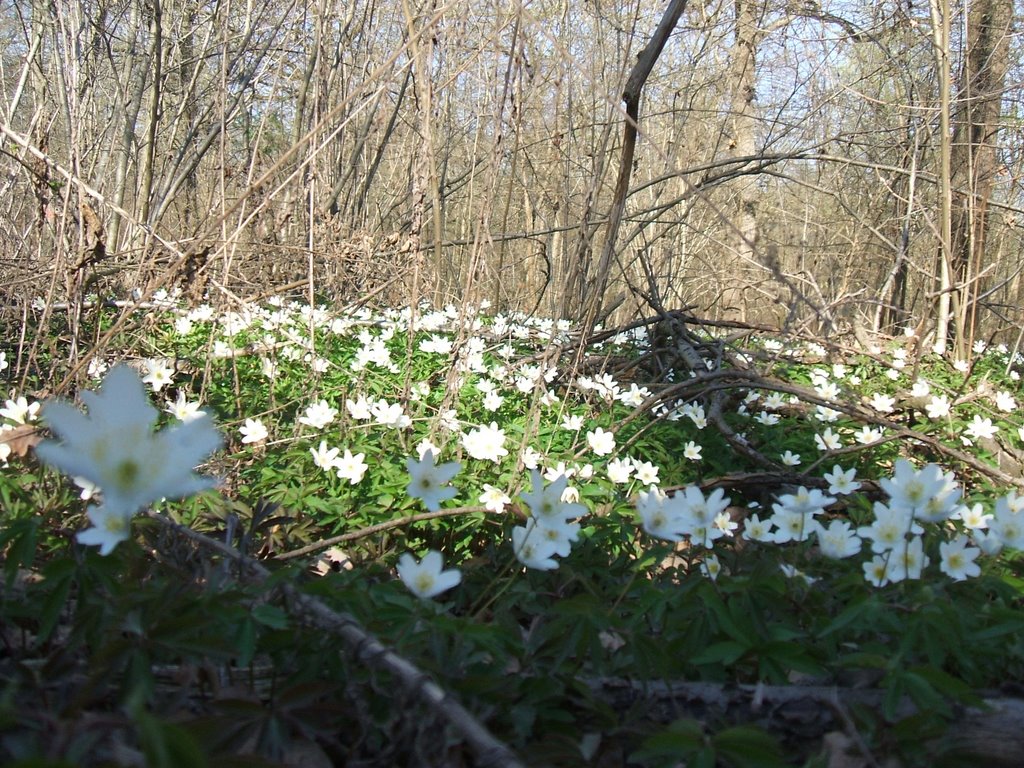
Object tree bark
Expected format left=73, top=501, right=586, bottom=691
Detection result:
left=722, top=0, right=764, bottom=323
left=949, top=0, right=1013, bottom=353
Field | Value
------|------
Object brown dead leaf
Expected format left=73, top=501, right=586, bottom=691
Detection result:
left=2, top=424, right=44, bottom=458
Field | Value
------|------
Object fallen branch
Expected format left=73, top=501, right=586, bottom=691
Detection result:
left=145, top=511, right=525, bottom=768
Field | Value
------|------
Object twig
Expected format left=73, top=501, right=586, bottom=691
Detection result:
left=276, top=506, right=491, bottom=561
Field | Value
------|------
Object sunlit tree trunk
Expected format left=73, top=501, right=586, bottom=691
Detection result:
left=949, top=0, right=1013, bottom=352
left=722, top=0, right=764, bottom=322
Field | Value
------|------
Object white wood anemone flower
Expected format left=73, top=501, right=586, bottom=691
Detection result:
left=35, top=365, right=222, bottom=551
left=405, top=449, right=461, bottom=512
left=396, top=550, right=462, bottom=599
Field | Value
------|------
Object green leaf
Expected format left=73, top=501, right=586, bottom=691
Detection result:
left=234, top=618, right=256, bottom=667
left=251, top=603, right=288, bottom=630
left=1, top=518, right=38, bottom=586
left=713, top=725, right=787, bottom=767
left=692, top=640, right=749, bottom=666
left=629, top=718, right=704, bottom=765
left=133, top=707, right=209, bottom=768
left=35, top=571, right=73, bottom=644
left=901, top=670, right=949, bottom=716
left=817, top=596, right=871, bottom=637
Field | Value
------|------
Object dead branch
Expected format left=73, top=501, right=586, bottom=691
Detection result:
left=145, top=511, right=526, bottom=768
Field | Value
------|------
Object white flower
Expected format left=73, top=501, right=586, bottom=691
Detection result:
left=814, top=428, right=842, bottom=452
left=528, top=516, right=579, bottom=557
left=858, top=502, right=922, bottom=553
left=607, top=457, right=633, bottom=484
left=0, top=396, right=40, bottom=425
left=142, top=359, right=175, bottom=392
left=521, top=445, right=543, bottom=469
left=700, top=554, right=722, bottom=581
left=539, top=390, right=559, bottom=407
left=953, top=359, right=969, bottom=373
left=687, top=405, right=708, bottom=430
left=770, top=510, right=814, bottom=543
left=635, top=485, right=686, bottom=542
left=939, top=536, right=981, bottom=581
left=887, top=536, right=930, bottom=582
left=73, top=475, right=100, bottom=500
left=632, top=460, right=659, bottom=486
left=87, top=358, right=109, bottom=379
left=909, top=379, right=931, bottom=398
left=956, top=503, right=992, bottom=530
left=713, top=512, right=738, bottom=537
left=239, top=418, right=268, bottom=444
left=862, top=555, right=891, bottom=587
left=462, top=422, right=508, bottom=463
left=562, top=414, right=585, bottom=431
left=397, top=550, right=461, bottom=599
left=755, top=411, right=780, bottom=425
left=371, top=400, right=411, bottom=430
left=512, top=524, right=560, bottom=570
left=479, top=484, right=511, bottom=513
left=438, top=409, right=460, bottom=432
left=299, top=400, right=338, bottom=430
left=672, top=486, right=731, bottom=538
left=520, top=468, right=586, bottom=524
left=76, top=504, right=135, bottom=555
left=683, top=441, right=702, bottom=461
left=741, top=513, right=774, bottom=542
left=544, top=461, right=574, bottom=483
left=165, top=392, right=206, bottom=423
left=618, top=383, right=651, bottom=407
left=482, top=391, right=504, bottom=411
left=416, top=439, right=441, bottom=460
left=780, top=450, right=801, bottom=467
left=773, top=486, right=835, bottom=518
left=964, top=414, right=998, bottom=441
left=310, top=440, right=341, bottom=471
left=35, top=366, right=221, bottom=546
left=346, top=396, right=373, bottom=420
left=853, top=425, right=883, bottom=445
left=0, top=352, right=7, bottom=372
left=867, top=392, right=895, bottom=413
left=814, top=405, right=841, bottom=423
left=813, top=519, right=862, bottom=559
left=823, top=465, right=860, bottom=495
left=586, top=427, right=616, bottom=456
left=779, top=563, right=817, bottom=585
left=925, top=395, right=951, bottom=419
left=335, top=449, right=369, bottom=484
left=994, top=390, right=1017, bottom=412
left=406, top=449, right=461, bottom=511
left=881, top=459, right=961, bottom=522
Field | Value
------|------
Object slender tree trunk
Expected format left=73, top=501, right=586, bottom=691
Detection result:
left=949, top=0, right=1013, bottom=352
left=928, top=0, right=954, bottom=355
left=723, top=0, right=763, bottom=323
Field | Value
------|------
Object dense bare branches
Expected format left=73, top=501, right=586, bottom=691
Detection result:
left=0, top=0, right=1021, bottom=351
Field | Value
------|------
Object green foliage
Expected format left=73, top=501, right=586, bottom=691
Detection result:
left=3, top=298, right=1024, bottom=764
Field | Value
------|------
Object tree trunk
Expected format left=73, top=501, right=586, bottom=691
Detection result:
left=722, top=0, right=763, bottom=323
left=949, top=0, right=1013, bottom=353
